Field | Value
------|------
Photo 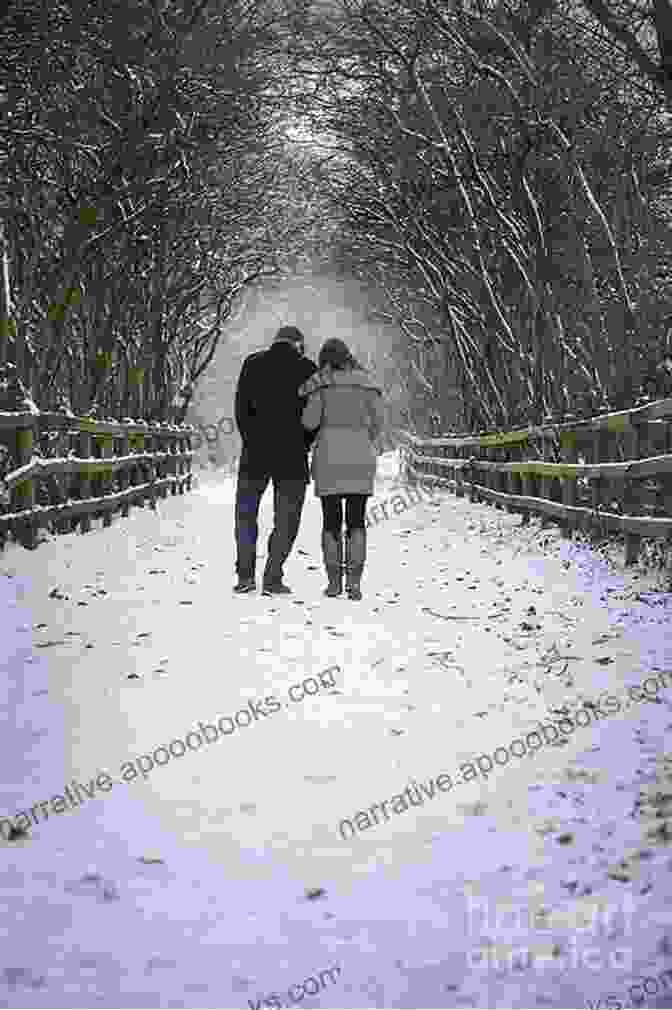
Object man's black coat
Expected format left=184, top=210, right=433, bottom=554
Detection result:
left=234, top=341, right=319, bottom=480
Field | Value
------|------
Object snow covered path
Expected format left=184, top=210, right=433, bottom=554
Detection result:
left=1, top=453, right=672, bottom=1009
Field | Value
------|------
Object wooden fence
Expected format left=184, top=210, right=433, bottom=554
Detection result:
left=399, top=396, right=672, bottom=565
left=0, top=405, right=194, bottom=550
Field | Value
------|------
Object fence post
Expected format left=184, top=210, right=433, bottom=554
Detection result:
left=589, top=427, right=608, bottom=541
left=602, top=426, right=618, bottom=519
left=441, top=441, right=449, bottom=494
left=101, top=433, right=114, bottom=527
left=501, top=442, right=512, bottom=514
left=496, top=444, right=505, bottom=504
left=559, top=415, right=578, bottom=540
left=455, top=444, right=464, bottom=498
left=477, top=438, right=487, bottom=503
left=488, top=446, right=502, bottom=508
left=14, top=422, right=37, bottom=548
left=119, top=427, right=130, bottom=518
left=184, top=426, right=193, bottom=492
left=146, top=426, right=157, bottom=510
left=152, top=422, right=167, bottom=500
left=168, top=428, right=179, bottom=495
left=469, top=443, right=478, bottom=503
left=539, top=416, right=555, bottom=528
left=130, top=424, right=143, bottom=507
left=469, top=440, right=477, bottom=501
left=77, top=429, right=92, bottom=533
left=161, top=424, right=174, bottom=497
left=520, top=432, right=535, bottom=526
left=176, top=428, right=186, bottom=492
left=52, top=400, right=74, bottom=533
left=621, top=417, right=639, bottom=565
left=482, top=443, right=491, bottom=498
left=0, top=365, right=37, bottom=547
left=506, top=440, right=521, bottom=515
left=495, top=443, right=503, bottom=506
left=155, top=423, right=166, bottom=499
left=663, top=419, right=672, bottom=572
left=417, top=438, right=426, bottom=487
left=460, top=444, right=469, bottom=499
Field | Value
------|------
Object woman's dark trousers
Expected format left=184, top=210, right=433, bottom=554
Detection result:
left=235, top=472, right=307, bottom=587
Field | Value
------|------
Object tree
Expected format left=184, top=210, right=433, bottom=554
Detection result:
left=0, top=0, right=322, bottom=420
left=280, top=0, right=672, bottom=430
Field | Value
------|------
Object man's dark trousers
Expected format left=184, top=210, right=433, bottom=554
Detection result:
left=235, top=472, right=308, bottom=584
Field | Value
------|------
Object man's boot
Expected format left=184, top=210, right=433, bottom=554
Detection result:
left=344, top=528, right=366, bottom=601
left=322, top=530, right=343, bottom=597
left=234, top=556, right=256, bottom=593
left=261, top=557, right=292, bottom=595
left=262, top=569, right=292, bottom=595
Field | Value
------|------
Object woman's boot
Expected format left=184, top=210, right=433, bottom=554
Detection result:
left=321, top=530, right=343, bottom=596
left=344, top=528, right=366, bottom=601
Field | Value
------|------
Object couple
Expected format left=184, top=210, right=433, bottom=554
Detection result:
left=233, top=326, right=385, bottom=600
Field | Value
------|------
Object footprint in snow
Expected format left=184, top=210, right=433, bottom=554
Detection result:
left=3, top=967, right=45, bottom=989
left=65, top=874, right=119, bottom=901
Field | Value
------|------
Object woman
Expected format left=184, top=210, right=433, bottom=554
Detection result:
left=299, top=339, right=385, bottom=600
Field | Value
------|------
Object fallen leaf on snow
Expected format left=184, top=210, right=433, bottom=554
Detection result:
left=305, top=887, right=326, bottom=900
left=457, top=801, right=488, bottom=816
left=421, top=607, right=478, bottom=621
left=3, top=967, right=45, bottom=989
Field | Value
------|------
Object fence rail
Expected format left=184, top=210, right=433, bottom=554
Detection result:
left=0, top=406, right=194, bottom=550
left=399, top=396, right=672, bottom=565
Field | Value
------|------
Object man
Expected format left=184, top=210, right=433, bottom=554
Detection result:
left=233, top=326, right=318, bottom=595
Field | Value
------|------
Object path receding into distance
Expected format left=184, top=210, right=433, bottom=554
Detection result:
left=1, top=452, right=671, bottom=1009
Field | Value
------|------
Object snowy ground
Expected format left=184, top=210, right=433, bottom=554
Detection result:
left=1, top=451, right=671, bottom=1009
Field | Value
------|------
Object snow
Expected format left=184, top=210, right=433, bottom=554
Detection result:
left=1, top=451, right=671, bottom=1009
